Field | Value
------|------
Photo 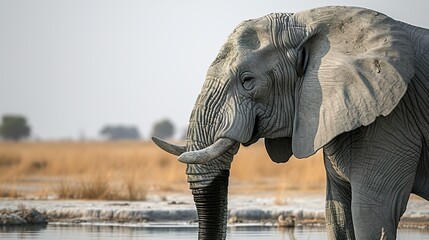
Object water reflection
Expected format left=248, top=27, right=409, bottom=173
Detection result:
left=228, top=225, right=327, bottom=239
left=0, top=225, right=47, bottom=233
left=0, top=225, right=47, bottom=240
left=0, top=224, right=428, bottom=239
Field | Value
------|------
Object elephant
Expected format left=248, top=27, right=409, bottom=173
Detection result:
left=153, top=6, right=429, bottom=240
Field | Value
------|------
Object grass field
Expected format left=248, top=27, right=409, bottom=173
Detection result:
left=0, top=140, right=325, bottom=200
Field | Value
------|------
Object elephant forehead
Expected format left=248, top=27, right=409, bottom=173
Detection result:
left=236, top=26, right=261, bottom=50
left=211, top=18, right=274, bottom=67
left=233, top=17, right=272, bottom=45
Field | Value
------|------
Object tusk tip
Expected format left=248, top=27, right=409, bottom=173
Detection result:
left=178, top=152, right=198, bottom=164
left=151, top=136, right=161, bottom=144
left=151, top=136, right=163, bottom=143
left=151, top=136, right=186, bottom=156
left=177, top=154, right=187, bottom=163
left=177, top=138, right=238, bottom=164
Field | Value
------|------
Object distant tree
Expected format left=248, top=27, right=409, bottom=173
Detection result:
left=100, top=125, right=141, bottom=140
left=151, top=119, right=175, bottom=139
left=0, top=115, right=31, bottom=141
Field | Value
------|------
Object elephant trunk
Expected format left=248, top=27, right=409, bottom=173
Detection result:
left=152, top=113, right=234, bottom=240
left=186, top=130, right=235, bottom=240
left=190, top=170, right=230, bottom=240
left=184, top=76, right=237, bottom=239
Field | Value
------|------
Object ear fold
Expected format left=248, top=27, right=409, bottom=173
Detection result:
left=264, top=137, right=293, bottom=163
left=291, top=7, right=415, bottom=158
left=296, top=47, right=309, bottom=77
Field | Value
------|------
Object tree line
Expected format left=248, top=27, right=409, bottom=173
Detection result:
left=0, top=115, right=179, bottom=141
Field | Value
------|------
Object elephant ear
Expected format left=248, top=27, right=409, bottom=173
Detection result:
left=265, top=137, right=293, bottom=163
left=291, top=7, right=415, bottom=158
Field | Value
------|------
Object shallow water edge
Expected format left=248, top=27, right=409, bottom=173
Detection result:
left=1, top=223, right=429, bottom=240
left=1, top=193, right=428, bottom=230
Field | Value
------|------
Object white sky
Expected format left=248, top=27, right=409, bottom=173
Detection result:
left=1, top=0, right=428, bottom=140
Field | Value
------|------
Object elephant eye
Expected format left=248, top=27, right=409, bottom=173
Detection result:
left=241, top=74, right=256, bottom=91
left=242, top=76, right=255, bottom=83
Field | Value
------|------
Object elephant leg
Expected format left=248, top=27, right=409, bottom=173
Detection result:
left=350, top=180, right=414, bottom=239
left=324, top=154, right=355, bottom=240
left=349, top=143, right=420, bottom=239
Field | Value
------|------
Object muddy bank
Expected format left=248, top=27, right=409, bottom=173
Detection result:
left=0, top=207, right=47, bottom=226
left=0, top=193, right=428, bottom=228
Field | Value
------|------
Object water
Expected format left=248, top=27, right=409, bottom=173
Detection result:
left=1, top=224, right=429, bottom=239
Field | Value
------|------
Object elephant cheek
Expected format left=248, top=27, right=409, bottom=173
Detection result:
left=216, top=105, right=257, bottom=144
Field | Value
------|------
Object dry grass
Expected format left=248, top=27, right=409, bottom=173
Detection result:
left=0, top=185, right=21, bottom=198
left=0, top=140, right=326, bottom=200
left=231, top=143, right=325, bottom=192
left=55, top=178, right=111, bottom=200
left=55, top=175, right=147, bottom=200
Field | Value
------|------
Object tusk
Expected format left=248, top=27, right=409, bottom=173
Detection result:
left=178, top=138, right=236, bottom=164
left=151, top=136, right=186, bottom=156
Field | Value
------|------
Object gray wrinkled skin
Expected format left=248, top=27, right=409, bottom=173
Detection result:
left=154, top=6, right=429, bottom=240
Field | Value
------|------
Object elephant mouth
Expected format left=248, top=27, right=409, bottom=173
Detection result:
left=242, top=116, right=262, bottom=147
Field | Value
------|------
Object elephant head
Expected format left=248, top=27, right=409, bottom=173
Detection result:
left=153, top=6, right=415, bottom=239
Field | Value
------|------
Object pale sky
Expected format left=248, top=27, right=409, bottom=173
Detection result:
left=1, top=0, right=427, bottom=140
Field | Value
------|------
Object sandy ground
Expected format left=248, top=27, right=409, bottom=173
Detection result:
left=1, top=192, right=428, bottom=228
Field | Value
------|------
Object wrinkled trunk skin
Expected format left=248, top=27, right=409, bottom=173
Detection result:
left=191, top=170, right=229, bottom=240
left=185, top=74, right=235, bottom=240
left=186, top=126, right=234, bottom=240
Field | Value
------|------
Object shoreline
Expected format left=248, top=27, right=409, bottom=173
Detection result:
left=1, top=192, right=428, bottom=229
